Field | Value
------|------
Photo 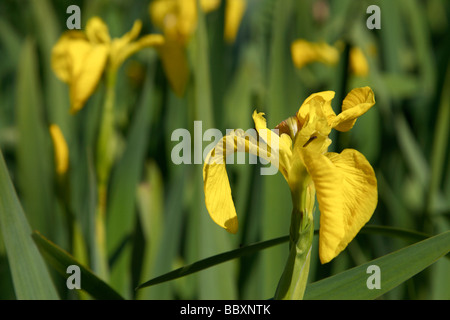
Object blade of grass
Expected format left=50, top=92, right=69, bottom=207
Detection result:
left=0, top=151, right=59, bottom=300
left=32, top=231, right=124, bottom=300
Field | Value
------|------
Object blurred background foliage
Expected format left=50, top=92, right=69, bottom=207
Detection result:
left=0, top=0, right=449, bottom=300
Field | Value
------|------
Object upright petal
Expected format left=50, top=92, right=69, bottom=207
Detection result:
left=203, top=129, right=276, bottom=233
left=302, top=148, right=377, bottom=263
left=85, top=17, right=111, bottom=44
left=297, top=91, right=336, bottom=128
left=252, top=111, right=292, bottom=181
left=332, top=87, right=375, bottom=132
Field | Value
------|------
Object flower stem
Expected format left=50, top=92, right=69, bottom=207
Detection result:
left=274, top=185, right=315, bottom=300
left=93, top=68, right=117, bottom=280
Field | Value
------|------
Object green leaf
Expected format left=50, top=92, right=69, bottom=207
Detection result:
left=0, top=151, right=59, bottom=300
left=32, top=231, right=124, bottom=300
left=304, top=231, right=450, bottom=300
left=136, top=235, right=289, bottom=290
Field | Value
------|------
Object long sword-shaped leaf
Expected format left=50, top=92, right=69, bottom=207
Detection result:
left=136, top=225, right=440, bottom=290
left=304, top=231, right=450, bottom=300
left=0, top=151, right=59, bottom=299
left=32, top=231, right=124, bottom=300
left=136, top=235, right=289, bottom=290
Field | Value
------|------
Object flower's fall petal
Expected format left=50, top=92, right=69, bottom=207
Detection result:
left=224, top=0, right=246, bottom=43
left=157, top=39, right=189, bottom=96
left=85, top=17, right=111, bottom=44
left=49, top=124, right=69, bottom=176
left=349, top=47, right=369, bottom=77
left=69, top=43, right=109, bottom=113
left=51, top=32, right=109, bottom=114
left=302, top=148, right=377, bottom=264
left=291, top=39, right=339, bottom=69
left=332, top=87, right=375, bottom=132
left=203, top=129, right=273, bottom=233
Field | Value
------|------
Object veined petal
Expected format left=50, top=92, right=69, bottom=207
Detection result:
left=203, top=129, right=275, bottom=233
left=302, top=148, right=377, bottom=264
left=332, top=87, right=375, bottom=132
left=224, top=0, right=246, bottom=43
left=297, top=91, right=336, bottom=128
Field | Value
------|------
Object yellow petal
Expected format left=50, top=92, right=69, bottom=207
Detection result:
left=149, top=0, right=178, bottom=32
left=69, top=43, right=109, bottom=113
left=349, top=47, right=369, bottom=77
left=224, top=0, right=246, bottom=43
left=111, top=33, right=165, bottom=71
left=51, top=31, right=86, bottom=83
left=49, top=124, right=69, bottom=176
left=203, top=129, right=274, bottom=233
left=302, top=148, right=377, bottom=263
left=297, top=91, right=336, bottom=128
left=252, top=111, right=292, bottom=180
left=51, top=32, right=109, bottom=113
left=201, top=0, right=222, bottom=12
left=157, top=38, right=189, bottom=96
left=291, top=39, right=339, bottom=69
left=332, top=87, right=375, bottom=132
left=85, top=17, right=111, bottom=44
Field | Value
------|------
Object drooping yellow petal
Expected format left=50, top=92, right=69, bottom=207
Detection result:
left=291, top=39, right=339, bottom=69
left=203, top=129, right=274, bottom=233
left=49, top=124, right=69, bottom=176
left=349, top=47, right=369, bottom=77
left=224, top=0, right=246, bottom=43
left=301, top=148, right=377, bottom=264
left=157, top=38, right=189, bottom=96
left=332, top=87, right=375, bottom=132
left=51, top=32, right=109, bottom=114
left=68, top=42, right=109, bottom=113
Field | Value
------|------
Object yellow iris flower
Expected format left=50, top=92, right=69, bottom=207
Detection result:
left=149, top=0, right=221, bottom=96
left=52, top=17, right=164, bottom=114
left=291, top=39, right=340, bottom=69
left=49, top=124, right=69, bottom=176
left=203, top=87, right=378, bottom=263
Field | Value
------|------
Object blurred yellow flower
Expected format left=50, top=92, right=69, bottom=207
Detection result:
left=149, top=0, right=221, bottom=96
left=203, top=87, right=378, bottom=263
left=349, top=47, right=369, bottom=77
left=224, top=0, right=247, bottom=43
left=49, top=124, right=69, bottom=176
left=291, top=39, right=340, bottom=69
left=52, top=17, right=164, bottom=114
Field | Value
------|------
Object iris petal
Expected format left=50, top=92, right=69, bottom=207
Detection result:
left=332, top=87, right=375, bottom=132
left=302, top=148, right=377, bottom=263
left=203, top=129, right=274, bottom=233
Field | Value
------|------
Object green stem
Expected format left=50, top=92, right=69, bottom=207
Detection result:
left=93, top=68, right=117, bottom=280
left=274, top=185, right=314, bottom=300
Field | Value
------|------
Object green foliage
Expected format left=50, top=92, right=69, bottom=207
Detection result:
left=0, top=0, right=449, bottom=300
